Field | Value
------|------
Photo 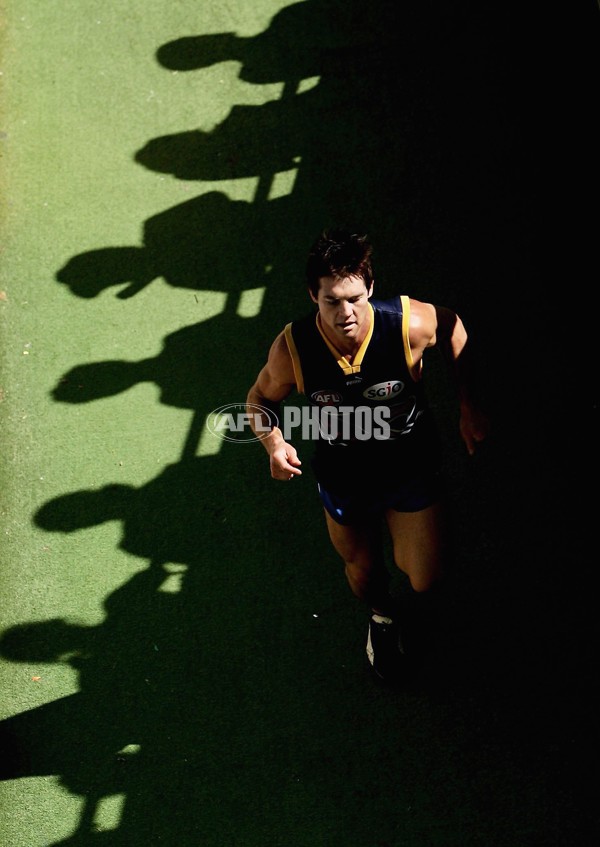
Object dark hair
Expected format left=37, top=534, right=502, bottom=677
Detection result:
left=306, top=229, right=373, bottom=297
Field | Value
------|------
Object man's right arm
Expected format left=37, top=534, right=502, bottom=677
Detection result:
left=246, top=331, right=303, bottom=481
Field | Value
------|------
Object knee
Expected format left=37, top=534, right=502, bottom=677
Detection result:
left=331, top=535, right=366, bottom=568
left=410, top=575, right=434, bottom=593
left=344, top=559, right=371, bottom=586
left=391, top=542, right=444, bottom=593
left=408, top=566, right=442, bottom=594
left=344, top=560, right=390, bottom=605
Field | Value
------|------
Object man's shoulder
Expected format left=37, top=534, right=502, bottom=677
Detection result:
left=288, top=309, right=318, bottom=334
left=292, top=307, right=318, bottom=321
left=371, top=295, right=404, bottom=314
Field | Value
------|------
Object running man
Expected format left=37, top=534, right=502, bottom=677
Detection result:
left=247, top=229, right=488, bottom=682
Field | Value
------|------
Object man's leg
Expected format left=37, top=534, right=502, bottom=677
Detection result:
left=384, top=504, right=447, bottom=657
left=322, top=509, right=393, bottom=614
left=322, top=509, right=405, bottom=681
left=384, top=503, right=445, bottom=593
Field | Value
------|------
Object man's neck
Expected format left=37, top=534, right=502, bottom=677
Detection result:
left=317, top=310, right=372, bottom=360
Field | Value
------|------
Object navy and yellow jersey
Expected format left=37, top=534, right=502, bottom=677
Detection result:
left=284, top=296, right=441, bottom=490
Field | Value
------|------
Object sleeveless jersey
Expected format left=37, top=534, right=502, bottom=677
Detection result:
left=284, top=296, right=441, bottom=491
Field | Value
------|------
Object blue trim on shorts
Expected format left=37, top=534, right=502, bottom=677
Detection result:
left=317, top=473, right=442, bottom=525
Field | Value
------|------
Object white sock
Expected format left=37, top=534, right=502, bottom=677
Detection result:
left=371, top=614, right=394, bottom=625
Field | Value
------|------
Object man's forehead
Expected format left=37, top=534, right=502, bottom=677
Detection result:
left=318, top=274, right=369, bottom=297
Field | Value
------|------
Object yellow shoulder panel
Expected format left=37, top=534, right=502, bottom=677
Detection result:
left=284, top=323, right=304, bottom=394
left=400, top=295, right=414, bottom=368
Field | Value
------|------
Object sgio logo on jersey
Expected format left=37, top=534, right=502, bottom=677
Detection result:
left=362, top=380, right=404, bottom=401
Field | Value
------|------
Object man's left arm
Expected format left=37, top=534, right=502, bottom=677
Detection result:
left=410, top=300, right=489, bottom=455
left=435, top=305, right=490, bottom=455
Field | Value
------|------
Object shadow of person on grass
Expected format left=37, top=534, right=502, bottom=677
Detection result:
left=55, top=191, right=312, bottom=307
left=154, top=0, right=404, bottom=81
left=50, top=311, right=277, bottom=414
left=0, top=452, right=350, bottom=844
left=54, top=0, right=463, bottom=310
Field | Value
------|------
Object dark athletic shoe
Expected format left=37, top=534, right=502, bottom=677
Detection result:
left=366, top=614, right=406, bottom=682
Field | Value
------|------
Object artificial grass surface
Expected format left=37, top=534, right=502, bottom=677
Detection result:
left=1, top=1, right=597, bottom=845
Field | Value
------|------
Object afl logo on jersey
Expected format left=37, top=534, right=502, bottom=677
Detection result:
left=363, top=380, right=404, bottom=401
left=311, top=390, right=344, bottom=405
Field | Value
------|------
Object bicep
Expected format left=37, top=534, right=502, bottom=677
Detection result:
left=408, top=299, right=438, bottom=361
left=250, top=332, right=296, bottom=404
left=409, top=300, right=467, bottom=354
left=435, top=306, right=467, bottom=358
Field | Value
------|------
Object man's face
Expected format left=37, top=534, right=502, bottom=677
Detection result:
left=310, top=274, right=373, bottom=347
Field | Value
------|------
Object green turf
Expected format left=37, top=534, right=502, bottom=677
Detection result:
left=1, top=1, right=597, bottom=845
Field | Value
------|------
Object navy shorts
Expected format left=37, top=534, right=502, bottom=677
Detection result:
left=317, top=472, right=442, bottom=525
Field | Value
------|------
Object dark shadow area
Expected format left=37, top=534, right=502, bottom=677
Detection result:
left=55, top=192, right=311, bottom=309
left=2, top=0, right=598, bottom=844
left=50, top=312, right=278, bottom=411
